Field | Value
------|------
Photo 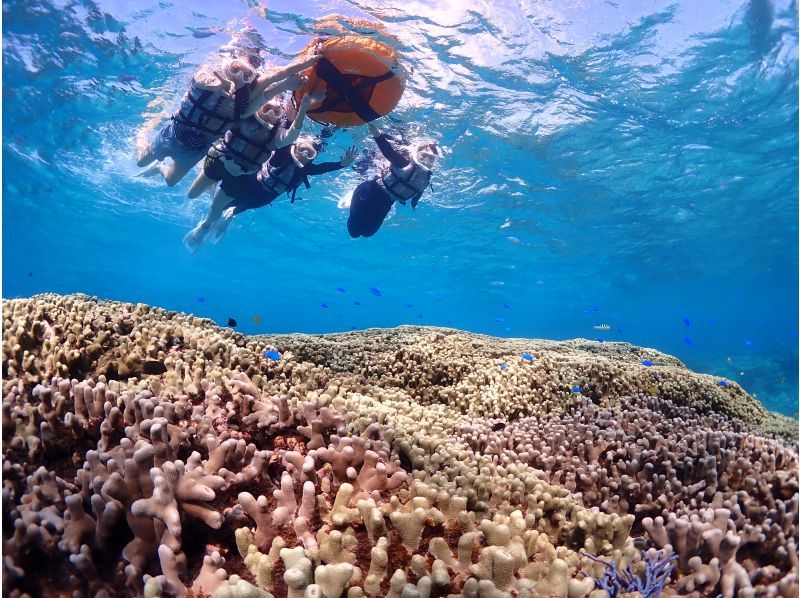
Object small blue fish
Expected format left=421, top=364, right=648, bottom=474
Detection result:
left=405, top=304, right=413, bottom=308
left=264, top=350, right=281, bottom=361
left=495, top=317, right=504, bottom=323
left=369, top=287, right=382, bottom=297
left=572, top=386, right=581, bottom=393
left=417, top=314, right=423, bottom=319
left=683, top=336, right=693, bottom=346
left=503, top=303, right=510, bottom=309
left=592, top=303, right=599, bottom=312
left=336, top=287, right=346, bottom=293
left=354, top=301, right=362, bottom=306
left=641, top=359, right=653, bottom=367
left=596, top=338, right=604, bottom=343
left=197, top=296, right=205, bottom=302
left=499, top=364, right=507, bottom=371
left=436, top=293, right=446, bottom=299
left=321, top=303, right=329, bottom=309
left=682, top=316, right=691, bottom=327
left=717, top=380, right=729, bottom=387
left=522, top=353, right=533, bottom=361
left=745, top=339, right=753, bottom=346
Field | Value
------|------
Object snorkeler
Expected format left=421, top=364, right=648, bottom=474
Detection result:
left=185, top=82, right=325, bottom=198
left=346, top=122, right=438, bottom=238
left=136, top=50, right=320, bottom=186
left=182, top=136, right=357, bottom=251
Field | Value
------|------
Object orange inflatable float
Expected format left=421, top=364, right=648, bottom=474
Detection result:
left=294, top=36, right=406, bottom=127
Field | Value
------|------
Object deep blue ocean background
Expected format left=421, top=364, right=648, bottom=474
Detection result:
left=3, top=0, right=798, bottom=415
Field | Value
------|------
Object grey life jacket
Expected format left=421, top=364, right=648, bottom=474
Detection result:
left=380, top=158, right=431, bottom=205
left=218, top=116, right=287, bottom=172
left=173, top=78, right=250, bottom=140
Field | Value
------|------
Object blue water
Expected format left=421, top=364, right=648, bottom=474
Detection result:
left=3, top=0, right=798, bottom=416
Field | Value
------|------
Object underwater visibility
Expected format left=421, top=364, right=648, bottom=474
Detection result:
left=2, top=0, right=798, bottom=597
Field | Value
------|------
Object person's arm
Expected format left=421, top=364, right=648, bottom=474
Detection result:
left=304, top=146, right=357, bottom=176
left=273, top=89, right=327, bottom=149
left=251, top=55, right=320, bottom=98
left=368, top=122, right=409, bottom=168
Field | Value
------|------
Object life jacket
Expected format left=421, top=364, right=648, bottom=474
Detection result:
left=380, top=158, right=431, bottom=205
left=217, top=116, right=287, bottom=172
left=173, top=77, right=251, bottom=140
left=257, top=155, right=310, bottom=202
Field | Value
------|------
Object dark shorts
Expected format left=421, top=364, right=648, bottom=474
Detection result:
left=220, top=173, right=278, bottom=214
left=202, top=154, right=230, bottom=182
left=347, top=179, right=394, bottom=238
left=150, top=120, right=211, bottom=168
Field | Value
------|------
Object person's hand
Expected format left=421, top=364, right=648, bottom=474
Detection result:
left=367, top=122, right=380, bottom=137
left=340, top=146, right=358, bottom=167
left=301, top=89, right=326, bottom=108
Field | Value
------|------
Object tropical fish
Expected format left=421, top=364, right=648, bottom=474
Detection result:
left=682, top=316, right=691, bottom=327
left=745, top=339, right=753, bottom=346
left=252, top=315, right=262, bottom=324
left=641, top=359, right=653, bottom=367
left=503, top=303, right=510, bottom=309
left=321, top=303, right=329, bottom=309
left=522, top=353, right=533, bottom=362
left=499, top=364, right=507, bottom=371
left=197, top=296, right=205, bottom=302
left=436, top=293, right=446, bottom=300
left=646, top=385, right=660, bottom=396
left=507, top=236, right=521, bottom=245
left=727, top=355, right=733, bottom=362
left=717, top=380, right=729, bottom=387
left=369, top=287, right=382, bottom=297
left=593, top=324, right=611, bottom=331
left=495, top=317, right=504, bottom=323
left=572, top=386, right=581, bottom=393
left=227, top=318, right=237, bottom=327
left=264, top=350, right=281, bottom=361
left=354, top=301, right=362, bottom=306
left=683, top=336, right=693, bottom=346
left=336, top=287, right=346, bottom=293
left=405, top=304, right=413, bottom=308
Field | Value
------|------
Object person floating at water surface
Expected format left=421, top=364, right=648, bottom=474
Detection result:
left=183, top=135, right=357, bottom=251
left=136, top=45, right=320, bottom=186
left=347, top=121, right=438, bottom=238
left=186, top=80, right=325, bottom=198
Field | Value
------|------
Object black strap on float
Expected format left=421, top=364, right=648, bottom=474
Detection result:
left=310, top=56, right=395, bottom=123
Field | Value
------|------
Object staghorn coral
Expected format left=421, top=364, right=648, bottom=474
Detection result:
left=1, top=293, right=797, bottom=597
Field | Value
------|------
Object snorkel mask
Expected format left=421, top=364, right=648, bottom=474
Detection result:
left=291, top=135, right=321, bottom=167
left=254, top=101, right=285, bottom=127
left=413, top=143, right=438, bottom=170
left=221, top=57, right=257, bottom=91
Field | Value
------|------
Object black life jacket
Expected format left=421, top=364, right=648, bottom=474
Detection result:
left=256, top=154, right=310, bottom=203
left=173, top=77, right=251, bottom=140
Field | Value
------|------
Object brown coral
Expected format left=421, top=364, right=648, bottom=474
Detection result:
left=2, top=294, right=796, bottom=597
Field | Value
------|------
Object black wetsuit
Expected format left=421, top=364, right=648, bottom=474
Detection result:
left=347, top=134, right=421, bottom=238
left=220, top=145, right=345, bottom=215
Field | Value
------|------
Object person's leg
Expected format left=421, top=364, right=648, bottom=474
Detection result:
left=187, top=172, right=217, bottom=198
left=347, top=181, right=393, bottom=238
left=135, top=115, right=166, bottom=167
left=183, top=189, right=235, bottom=252
left=162, top=159, right=196, bottom=187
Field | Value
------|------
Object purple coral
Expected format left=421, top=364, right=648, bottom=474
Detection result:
left=580, top=549, right=677, bottom=598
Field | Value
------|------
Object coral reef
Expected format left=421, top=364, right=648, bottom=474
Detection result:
left=2, top=293, right=797, bottom=597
